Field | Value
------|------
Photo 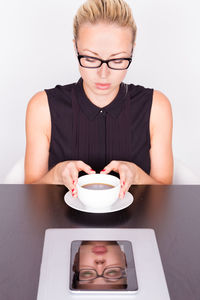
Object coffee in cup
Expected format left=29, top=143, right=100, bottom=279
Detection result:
left=82, top=183, right=114, bottom=190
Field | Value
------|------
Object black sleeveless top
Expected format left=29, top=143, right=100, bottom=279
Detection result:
left=45, top=78, right=153, bottom=176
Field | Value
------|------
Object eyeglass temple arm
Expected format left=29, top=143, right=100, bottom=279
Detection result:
left=75, top=41, right=79, bottom=56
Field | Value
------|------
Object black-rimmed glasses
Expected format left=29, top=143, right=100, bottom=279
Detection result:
left=77, top=54, right=132, bottom=70
left=77, top=267, right=126, bottom=282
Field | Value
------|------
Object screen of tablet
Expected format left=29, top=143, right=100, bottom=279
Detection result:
left=69, top=240, right=138, bottom=293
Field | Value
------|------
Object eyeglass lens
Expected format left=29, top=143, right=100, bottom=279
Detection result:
left=79, top=267, right=124, bottom=281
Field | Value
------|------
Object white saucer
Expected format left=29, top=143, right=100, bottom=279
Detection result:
left=64, top=191, right=133, bottom=213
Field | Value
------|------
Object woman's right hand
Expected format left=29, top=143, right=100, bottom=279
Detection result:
left=55, top=160, right=96, bottom=197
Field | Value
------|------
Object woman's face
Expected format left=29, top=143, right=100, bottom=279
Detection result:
left=74, top=22, right=133, bottom=100
left=78, top=241, right=127, bottom=287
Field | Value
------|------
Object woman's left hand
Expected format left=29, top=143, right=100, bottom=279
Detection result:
left=100, top=160, right=139, bottom=199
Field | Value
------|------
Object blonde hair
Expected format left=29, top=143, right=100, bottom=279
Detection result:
left=73, top=0, right=137, bottom=45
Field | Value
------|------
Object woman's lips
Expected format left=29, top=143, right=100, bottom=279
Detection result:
left=95, top=83, right=111, bottom=90
left=92, top=246, right=108, bottom=254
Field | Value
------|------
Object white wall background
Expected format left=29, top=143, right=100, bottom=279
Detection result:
left=0, top=0, right=200, bottom=182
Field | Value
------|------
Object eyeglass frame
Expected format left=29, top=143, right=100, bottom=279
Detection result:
left=77, top=266, right=127, bottom=282
left=75, top=42, right=133, bottom=70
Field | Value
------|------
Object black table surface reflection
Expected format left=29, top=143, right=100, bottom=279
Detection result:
left=0, top=184, right=200, bottom=300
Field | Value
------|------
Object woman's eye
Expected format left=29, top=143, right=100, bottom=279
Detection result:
left=81, top=271, right=93, bottom=278
left=113, top=59, right=123, bottom=64
left=85, top=58, right=96, bottom=63
left=106, top=270, right=119, bottom=277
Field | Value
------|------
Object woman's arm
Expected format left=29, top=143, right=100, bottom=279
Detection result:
left=149, top=89, right=173, bottom=184
left=25, top=92, right=95, bottom=195
left=100, top=89, right=173, bottom=197
left=25, top=91, right=52, bottom=184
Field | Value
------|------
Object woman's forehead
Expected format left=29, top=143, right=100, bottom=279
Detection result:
left=77, top=22, right=133, bottom=54
left=78, top=22, right=132, bottom=43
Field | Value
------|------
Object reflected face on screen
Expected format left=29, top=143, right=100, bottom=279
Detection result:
left=73, top=241, right=127, bottom=290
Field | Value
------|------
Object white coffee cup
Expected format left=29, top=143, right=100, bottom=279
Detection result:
left=77, top=174, right=120, bottom=209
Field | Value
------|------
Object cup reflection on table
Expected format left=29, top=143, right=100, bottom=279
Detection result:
left=72, top=241, right=128, bottom=290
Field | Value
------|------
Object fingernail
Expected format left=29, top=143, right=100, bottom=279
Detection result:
left=90, top=169, right=95, bottom=172
left=123, top=181, right=125, bottom=185
left=73, top=180, right=75, bottom=184
left=72, top=189, right=74, bottom=192
left=101, top=169, right=106, bottom=172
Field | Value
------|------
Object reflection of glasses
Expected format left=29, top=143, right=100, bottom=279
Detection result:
left=78, top=267, right=126, bottom=282
left=77, top=54, right=132, bottom=70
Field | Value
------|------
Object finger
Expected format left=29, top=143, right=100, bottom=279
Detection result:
left=119, top=175, right=130, bottom=199
left=119, top=188, right=126, bottom=199
left=119, top=186, right=127, bottom=199
left=77, top=161, right=96, bottom=174
left=120, top=175, right=126, bottom=189
left=121, top=182, right=131, bottom=199
left=118, top=170, right=126, bottom=199
left=100, top=161, right=118, bottom=174
left=70, top=171, right=78, bottom=188
left=64, top=164, right=78, bottom=198
left=70, top=169, right=79, bottom=197
left=72, top=188, right=78, bottom=198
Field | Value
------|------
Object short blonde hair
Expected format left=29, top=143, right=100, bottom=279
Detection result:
left=73, top=0, right=137, bottom=45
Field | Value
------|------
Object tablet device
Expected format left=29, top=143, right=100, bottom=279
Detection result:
left=69, top=240, right=138, bottom=294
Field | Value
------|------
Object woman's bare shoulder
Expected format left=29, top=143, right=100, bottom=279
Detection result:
left=26, top=91, right=50, bottom=136
left=27, top=91, right=48, bottom=113
left=150, top=90, right=172, bottom=131
left=152, top=89, right=172, bottom=111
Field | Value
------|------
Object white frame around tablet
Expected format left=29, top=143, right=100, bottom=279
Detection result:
left=37, top=228, right=171, bottom=300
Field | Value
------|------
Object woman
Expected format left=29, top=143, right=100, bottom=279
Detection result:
left=25, top=0, right=173, bottom=199
left=72, top=241, right=127, bottom=290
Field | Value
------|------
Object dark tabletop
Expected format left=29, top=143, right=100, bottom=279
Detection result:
left=0, top=184, right=200, bottom=300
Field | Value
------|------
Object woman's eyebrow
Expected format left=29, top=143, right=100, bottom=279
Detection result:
left=79, top=263, right=123, bottom=269
left=82, top=49, right=128, bottom=57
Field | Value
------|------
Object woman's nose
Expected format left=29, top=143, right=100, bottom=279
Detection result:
left=94, top=258, right=106, bottom=265
left=97, top=62, right=110, bottom=78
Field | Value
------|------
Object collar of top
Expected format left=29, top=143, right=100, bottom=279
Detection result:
left=75, top=78, right=128, bottom=121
